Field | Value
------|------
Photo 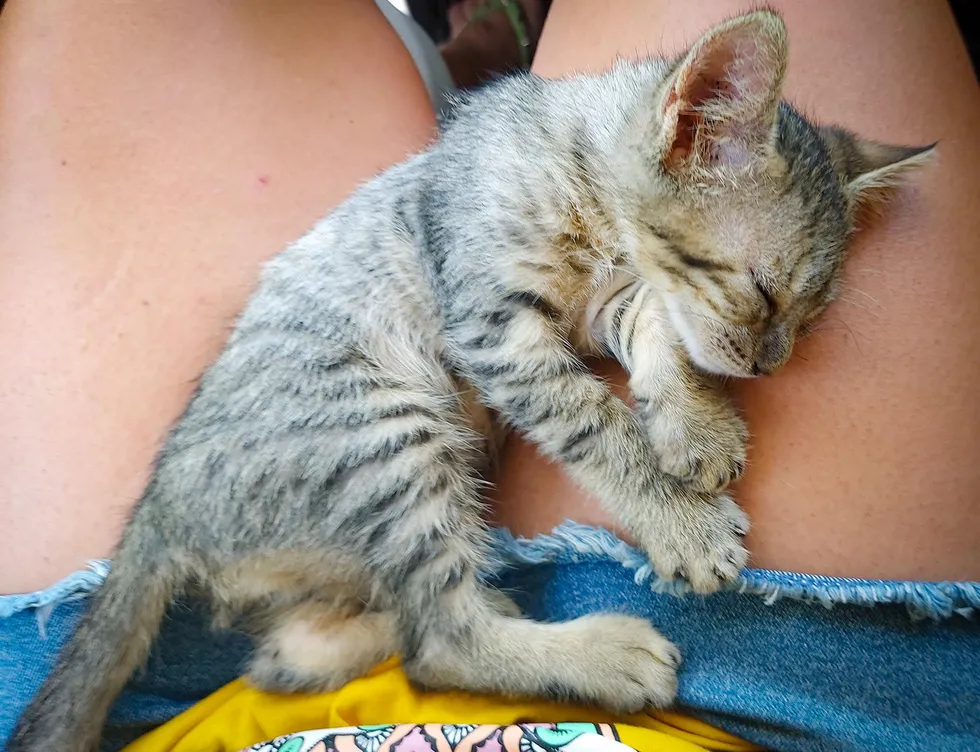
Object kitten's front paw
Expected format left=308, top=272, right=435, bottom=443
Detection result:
left=636, top=488, right=750, bottom=594
left=641, top=401, right=748, bottom=493
left=558, top=614, right=681, bottom=712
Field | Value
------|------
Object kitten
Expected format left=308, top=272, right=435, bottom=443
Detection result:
left=10, top=11, right=932, bottom=751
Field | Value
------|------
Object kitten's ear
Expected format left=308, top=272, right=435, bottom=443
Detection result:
left=819, top=126, right=936, bottom=215
left=657, top=10, right=788, bottom=177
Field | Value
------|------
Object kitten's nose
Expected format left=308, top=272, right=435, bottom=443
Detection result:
left=754, top=324, right=793, bottom=376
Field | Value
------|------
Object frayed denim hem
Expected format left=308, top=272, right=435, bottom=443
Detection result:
left=487, top=521, right=980, bottom=621
left=5, top=522, right=978, bottom=624
left=0, top=559, right=110, bottom=628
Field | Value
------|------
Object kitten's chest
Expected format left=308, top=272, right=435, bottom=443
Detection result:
left=516, top=203, right=628, bottom=324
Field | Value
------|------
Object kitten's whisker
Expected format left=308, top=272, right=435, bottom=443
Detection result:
left=835, top=317, right=864, bottom=356
left=836, top=297, right=880, bottom=318
left=847, top=287, right=883, bottom=308
left=803, top=317, right=867, bottom=354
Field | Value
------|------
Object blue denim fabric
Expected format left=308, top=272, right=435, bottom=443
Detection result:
left=490, top=524, right=980, bottom=752
left=2, top=523, right=978, bottom=752
left=0, top=567, right=249, bottom=752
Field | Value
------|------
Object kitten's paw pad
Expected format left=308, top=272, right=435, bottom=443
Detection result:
left=640, top=493, right=750, bottom=594
left=247, top=645, right=350, bottom=694
left=646, top=410, right=748, bottom=493
left=565, top=615, right=680, bottom=712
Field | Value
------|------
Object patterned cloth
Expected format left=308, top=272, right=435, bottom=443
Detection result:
left=242, top=723, right=634, bottom=752
left=121, top=658, right=759, bottom=752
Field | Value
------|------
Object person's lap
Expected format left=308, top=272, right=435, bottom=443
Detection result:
left=0, top=0, right=439, bottom=594
left=0, top=1, right=435, bottom=745
left=497, top=0, right=980, bottom=583
left=2, top=0, right=978, bottom=750
left=4, top=530, right=979, bottom=751
left=485, top=8, right=980, bottom=745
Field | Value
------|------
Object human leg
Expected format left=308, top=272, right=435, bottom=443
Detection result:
left=0, top=0, right=437, bottom=594
left=0, top=0, right=437, bottom=744
left=492, top=0, right=980, bottom=583
left=486, top=5, right=980, bottom=748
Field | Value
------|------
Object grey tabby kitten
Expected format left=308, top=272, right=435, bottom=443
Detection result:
left=11, top=11, right=932, bottom=751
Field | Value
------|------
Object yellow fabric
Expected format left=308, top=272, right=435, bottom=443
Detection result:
left=123, top=659, right=761, bottom=752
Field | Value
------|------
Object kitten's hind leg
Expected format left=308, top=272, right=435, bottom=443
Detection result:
left=248, top=603, right=398, bottom=693
left=246, top=592, right=523, bottom=695
left=401, top=570, right=681, bottom=713
left=362, top=415, right=680, bottom=712
left=296, top=359, right=679, bottom=711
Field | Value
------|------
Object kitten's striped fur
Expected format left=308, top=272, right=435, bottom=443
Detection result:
left=10, top=11, right=932, bottom=751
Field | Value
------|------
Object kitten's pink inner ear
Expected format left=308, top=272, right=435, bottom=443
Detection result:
left=664, top=57, right=752, bottom=169
left=661, top=13, right=788, bottom=172
left=662, top=86, right=697, bottom=165
left=663, top=51, right=730, bottom=163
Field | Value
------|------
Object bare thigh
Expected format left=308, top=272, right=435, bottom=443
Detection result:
left=0, top=0, right=437, bottom=593
left=492, top=0, right=980, bottom=582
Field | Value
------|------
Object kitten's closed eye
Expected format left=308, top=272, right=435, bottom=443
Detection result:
left=677, top=251, right=729, bottom=273
left=752, top=276, right=778, bottom=317
left=629, top=6, right=932, bottom=379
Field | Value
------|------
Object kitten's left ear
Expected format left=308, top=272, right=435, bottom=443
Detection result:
left=656, top=10, right=789, bottom=177
left=819, top=126, right=937, bottom=215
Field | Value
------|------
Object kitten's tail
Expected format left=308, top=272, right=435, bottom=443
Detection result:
left=7, top=514, right=178, bottom=752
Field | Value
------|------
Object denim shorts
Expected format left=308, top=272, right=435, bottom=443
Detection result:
left=2, top=522, right=978, bottom=752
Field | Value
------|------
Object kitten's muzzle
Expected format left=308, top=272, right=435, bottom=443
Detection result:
left=752, top=324, right=794, bottom=375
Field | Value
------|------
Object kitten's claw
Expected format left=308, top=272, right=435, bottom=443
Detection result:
left=552, top=614, right=680, bottom=712
left=637, top=490, right=749, bottom=594
left=662, top=641, right=683, bottom=670
left=643, top=404, right=749, bottom=494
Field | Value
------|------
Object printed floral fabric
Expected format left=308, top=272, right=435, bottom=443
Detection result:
left=242, top=723, right=634, bottom=752
left=123, top=658, right=760, bottom=752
